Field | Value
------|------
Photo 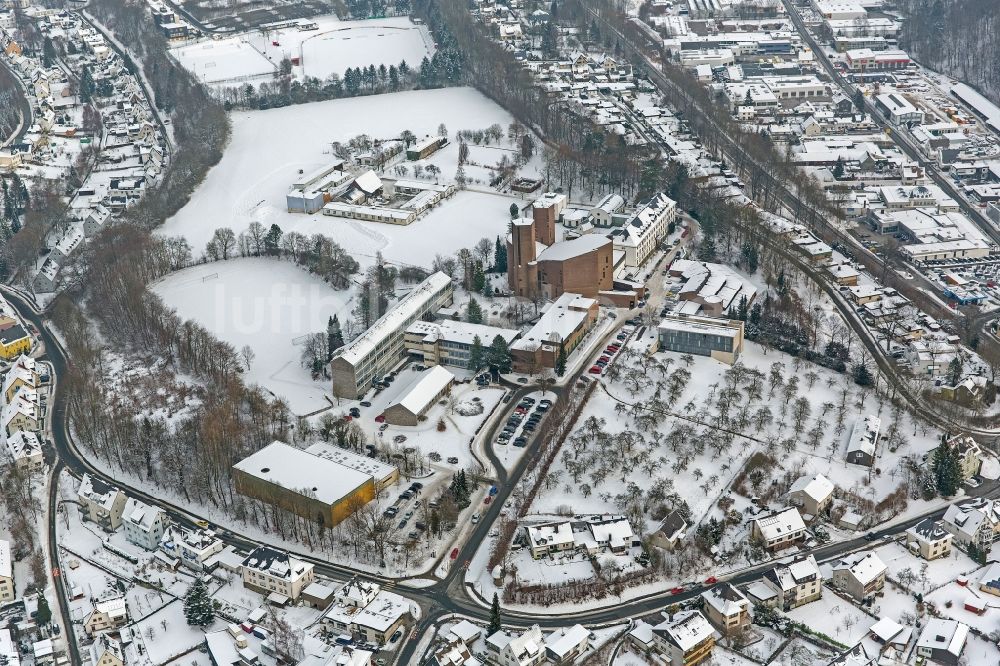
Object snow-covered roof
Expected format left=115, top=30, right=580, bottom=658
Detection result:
left=78, top=473, right=123, bottom=511
left=353, top=170, right=382, bottom=195
left=325, top=589, right=411, bottom=632
left=233, top=441, right=375, bottom=506
left=332, top=272, right=452, bottom=367
left=906, top=518, right=951, bottom=543
left=123, top=497, right=163, bottom=531
left=701, top=582, right=749, bottom=617
left=535, top=233, right=611, bottom=262
left=242, top=545, right=311, bottom=581
left=511, top=292, right=595, bottom=353
left=765, top=554, right=820, bottom=591
left=847, top=415, right=880, bottom=457
left=653, top=610, right=713, bottom=652
left=916, top=619, right=968, bottom=658
left=6, top=431, right=41, bottom=462
left=831, top=550, right=886, bottom=586
left=869, top=617, right=910, bottom=645
left=788, top=474, right=834, bottom=504
left=405, top=319, right=519, bottom=348
left=448, top=620, right=481, bottom=644
left=753, top=507, right=805, bottom=541
left=390, top=365, right=455, bottom=418
left=544, top=624, right=588, bottom=659
left=526, top=522, right=574, bottom=549
left=304, top=442, right=397, bottom=482
left=0, top=628, right=19, bottom=666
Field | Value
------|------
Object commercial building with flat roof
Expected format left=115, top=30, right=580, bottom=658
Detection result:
left=657, top=314, right=744, bottom=364
left=330, top=272, right=454, bottom=399
left=233, top=441, right=398, bottom=527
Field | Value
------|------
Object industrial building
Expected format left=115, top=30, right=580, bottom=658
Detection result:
left=233, top=441, right=398, bottom=527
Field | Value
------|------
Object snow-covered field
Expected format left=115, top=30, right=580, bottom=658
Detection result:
left=151, top=257, right=353, bottom=414
left=158, top=87, right=525, bottom=269
left=171, top=15, right=431, bottom=85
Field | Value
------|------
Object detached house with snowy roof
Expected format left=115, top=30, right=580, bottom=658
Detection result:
left=486, top=625, right=545, bottom=666
left=786, top=474, right=834, bottom=520
left=701, top=583, right=750, bottom=636
left=544, top=624, right=589, bottom=664
left=2, top=354, right=39, bottom=401
left=941, top=498, right=1000, bottom=550
left=241, top=545, right=315, bottom=603
left=90, top=635, right=124, bottom=666
left=915, top=619, right=968, bottom=665
left=846, top=415, right=879, bottom=467
left=762, top=554, right=823, bottom=611
left=5, top=431, right=43, bottom=472
left=905, top=518, right=953, bottom=560
left=830, top=551, right=887, bottom=601
left=524, top=515, right=638, bottom=559
left=122, top=498, right=167, bottom=551
left=750, top=507, right=806, bottom=551
left=651, top=611, right=715, bottom=666
left=84, top=596, right=128, bottom=636
left=77, top=473, right=127, bottom=532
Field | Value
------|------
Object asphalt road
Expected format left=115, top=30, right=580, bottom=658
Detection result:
left=0, top=55, right=32, bottom=147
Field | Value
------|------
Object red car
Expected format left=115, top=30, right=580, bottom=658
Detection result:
left=272, top=40, right=280, bottom=46
left=343, top=415, right=353, bottom=421
left=375, top=414, right=386, bottom=423
left=704, top=576, right=718, bottom=585
left=670, top=587, right=685, bottom=595
left=588, top=366, right=602, bottom=374
left=484, top=496, right=492, bottom=505
left=599, top=356, right=610, bottom=363
left=450, top=548, right=459, bottom=560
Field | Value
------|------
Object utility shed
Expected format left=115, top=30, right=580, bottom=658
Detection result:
left=382, top=366, right=455, bottom=426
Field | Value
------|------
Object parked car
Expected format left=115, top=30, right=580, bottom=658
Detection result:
left=447, top=456, right=459, bottom=464
left=588, top=366, right=602, bottom=374
left=450, top=548, right=459, bottom=560
left=514, top=437, right=528, bottom=447
left=484, top=496, right=492, bottom=505
left=472, top=513, right=481, bottom=524
left=349, top=407, right=361, bottom=418
left=360, top=401, right=372, bottom=407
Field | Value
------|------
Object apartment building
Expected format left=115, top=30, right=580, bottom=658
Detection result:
left=750, top=507, right=806, bottom=551
left=651, top=611, right=715, bottom=666
left=77, top=474, right=128, bottom=532
left=762, top=555, right=823, bottom=611
left=701, top=583, right=751, bottom=636
left=830, top=551, right=887, bottom=601
left=241, top=546, right=315, bottom=602
left=122, top=498, right=167, bottom=551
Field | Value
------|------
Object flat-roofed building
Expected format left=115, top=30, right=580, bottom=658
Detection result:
left=657, top=314, right=744, bottom=364
left=330, top=272, right=453, bottom=399
left=233, top=441, right=398, bottom=527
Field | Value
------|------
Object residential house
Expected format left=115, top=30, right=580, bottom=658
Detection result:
left=830, top=551, right=887, bottom=601
left=905, top=518, right=953, bottom=560
left=762, top=555, right=823, bottom=611
left=543, top=624, right=589, bottom=664
left=700, top=583, right=751, bottom=636
left=485, top=625, right=545, bottom=666
left=6, top=431, right=44, bottom=472
left=941, top=498, right=1000, bottom=550
left=2, top=354, right=39, bottom=401
left=77, top=474, right=127, bottom=531
left=786, top=474, right=834, bottom=519
left=846, top=415, right=879, bottom=467
left=868, top=617, right=912, bottom=654
left=323, top=578, right=412, bottom=645
left=2, top=387, right=39, bottom=435
left=122, top=498, right=167, bottom=551
left=651, top=611, right=715, bottom=666
left=944, top=434, right=984, bottom=480
left=524, top=515, right=637, bottom=559
left=160, top=526, right=224, bottom=570
left=914, top=619, right=968, bottom=665
left=241, top=546, right=315, bottom=602
left=90, top=635, right=125, bottom=666
left=977, top=562, right=1000, bottom=597
left=0, top=540, right=12, bottom=603
left=84, top=596, right=128, bottom=636
left=650, top=510, right=687, bottom=550
left=750, top=507, right=806, bottom=551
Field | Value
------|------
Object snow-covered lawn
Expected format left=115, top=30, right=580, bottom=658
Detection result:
left=129, top=601, right=212, bottom=666
left=875, top=541, right=980, bottom=593
left=171, top=15, right=432, bottom=85
left=151, top=257, right=353, bottom=414
left=925, top=568, right=1000, bottom=635
left=785, top=593, right=876, bottom=645
left=158, top=87, right=526, bottom=266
